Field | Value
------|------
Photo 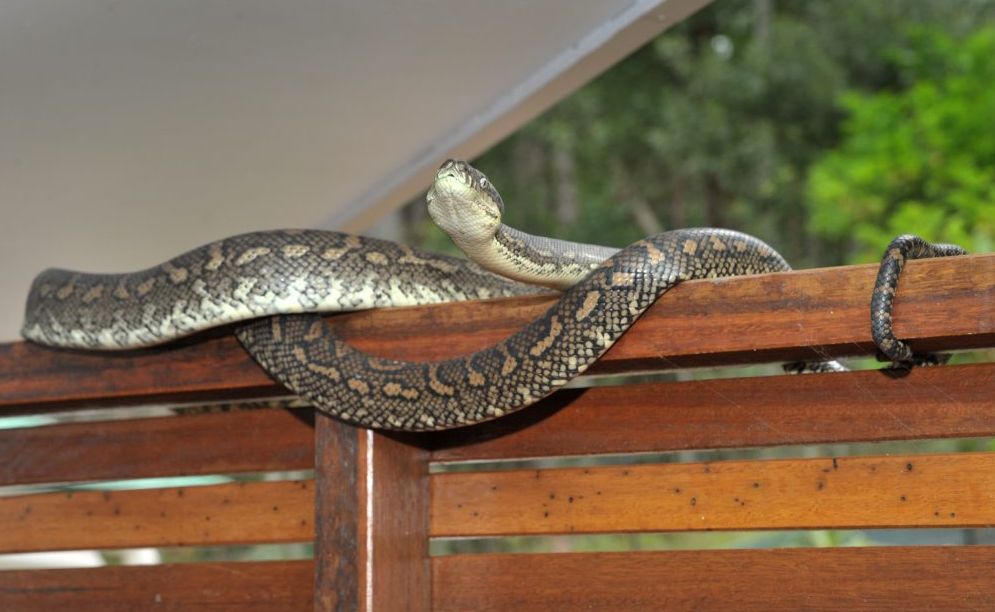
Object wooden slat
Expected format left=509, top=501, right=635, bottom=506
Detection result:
left=430, top=362, right=995, bottom=461
left=0, top=560, right=312, bottom=611
left=431, top=452, right=995, bottom=536
left=0, top=408, right=314, bottom=487
left=0, top=480, right=313, bottom=553
left=432, top=547, right=995, bottom=611
left=2, top=254, right=992, bottom=412
left=313, top=417, right=430, bottom=611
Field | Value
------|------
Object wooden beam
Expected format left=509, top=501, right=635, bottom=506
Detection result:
left=0, top=560, right=312, bottom=612
left=0, top=408, right=314, bottom=487
left=0, top=480, right=313, bottom=553
left=2, top=254, right=992, bottom=412
left=433, top=547, right=995, bottom=610
left=313, top=417, right=430, bottom=611
left=431, top=451, right=995, bottom=536
left=429, top=362, right=995, bottom=461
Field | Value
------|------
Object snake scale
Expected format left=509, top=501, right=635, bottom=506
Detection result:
left=22, top=161, right=965, bottom=430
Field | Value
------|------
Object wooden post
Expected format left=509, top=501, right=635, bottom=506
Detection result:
left=314, top=415, right=430, bottom=611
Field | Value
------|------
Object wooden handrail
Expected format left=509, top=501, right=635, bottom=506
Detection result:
left=2, top=254, right=992, bottom=413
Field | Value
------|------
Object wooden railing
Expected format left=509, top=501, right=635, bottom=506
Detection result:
left=1, top=253, right=993, bottom=610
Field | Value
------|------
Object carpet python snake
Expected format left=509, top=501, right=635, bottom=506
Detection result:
left=22, top=160, right=966, bottom=430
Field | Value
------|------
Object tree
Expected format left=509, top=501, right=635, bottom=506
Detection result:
left=807, top=27, right=995, bottom=262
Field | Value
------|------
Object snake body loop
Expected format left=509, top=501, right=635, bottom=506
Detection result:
left=235, top=228, right=792, bottom=430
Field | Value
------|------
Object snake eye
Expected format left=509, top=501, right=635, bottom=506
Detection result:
left=479, top=178, right=489, bottom=188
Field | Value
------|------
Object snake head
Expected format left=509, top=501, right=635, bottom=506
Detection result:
left=427, top=160, right=504, bottom=246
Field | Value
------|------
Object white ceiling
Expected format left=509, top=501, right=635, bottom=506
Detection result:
left=0, top=0, right=708, bottom=343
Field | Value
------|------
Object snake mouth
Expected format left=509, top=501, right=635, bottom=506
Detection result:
left=436, top=159, right=465, bottom=182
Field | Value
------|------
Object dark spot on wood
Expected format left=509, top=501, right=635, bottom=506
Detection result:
left=300, top=519, right=308, bottom=527
left=102, top=491, right=111, bottom=501
left=472, top=511, right=479, bottom=517
left=535, top=470, right=541, bottom=480
left=549, top=493, right=556, bottom=500
left=113, top=506, right=121, bottom=516
left=160, top=511, right=166, bottom=518
left=205, top=515, right=212, bottom=521
left=900, top=495, right=907, bottom=502
left=817, top=481, right=825, bottom=490
left=906, top=462, right=914, bottom=472
left=832, top=458, right=838, bottom=470
left=65, top=492, right=74, bottom=499
left=568, top=496, right=574, bottom=503
left=934, top=511, right=940, bottom=517
left=622, top=470, right=630, bottom=476
left=596, top=491, right=602, bottom=496
left=491, top=485, right=498, bottom=491
left=703, top=466, right=711, bottom=473
left=690, top=497, right=697, bottom=507
left=86, top=510, right=93, bottom=516
left=222, top=498, right=231, bottom=505
left=543, top=511, right=549, bottom=518
left=674, top=488, right=682, bottom=494
left=272, top=505, right=279, bottom=512
left=177, top=489, right=185, bottom=497
left=752, top=482, right=761, bottom=488
left=821, top=468, right=831, bottom=474
left=457, top=504, right=462, bottom=509
left=583, top=469, right=590, bottom=474
left=950, top=512, right=956, bottom=518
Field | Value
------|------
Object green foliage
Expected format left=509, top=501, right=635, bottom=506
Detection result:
left=808, top=27, right=995, bottom=262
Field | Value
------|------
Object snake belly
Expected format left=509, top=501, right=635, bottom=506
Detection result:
left=235, top=228, right=793, bottom=430
left=21, top=230, right=540, bottom=349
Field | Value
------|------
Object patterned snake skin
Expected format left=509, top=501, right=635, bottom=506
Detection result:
left=236, top=228, right=799, bottom=430
left=871, top=235, right=968, bottom=363
left=22, top=161, right=966, bottom=430
left=21, top=231, right=542, bottom=349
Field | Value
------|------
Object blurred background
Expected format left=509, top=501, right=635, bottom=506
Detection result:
left=401, top=0, right=994, bottom=265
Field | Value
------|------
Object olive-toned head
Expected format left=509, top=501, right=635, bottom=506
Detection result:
left=427, top=159, right=505, bottom=246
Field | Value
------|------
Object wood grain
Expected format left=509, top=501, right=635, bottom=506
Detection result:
left=0, top=408, right=314, bottom=487
left=429, top=362, right=995, bottom=461
left=0, top=560, right=312, bottom=611
left=313, top=417, right=430, bottom=611
left=431, top=452, right=995, bottom=536
left=432, top=547, right=995, bottom=611
left=0, top=480, right=313, bottom=553
left=2, top=254, right=992, bottom=412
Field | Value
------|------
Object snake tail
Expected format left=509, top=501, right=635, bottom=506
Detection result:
left=871, top=234, right=968, bottom=363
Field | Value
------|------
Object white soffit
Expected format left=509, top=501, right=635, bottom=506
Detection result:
left=0, top=0, right=710, bottom=342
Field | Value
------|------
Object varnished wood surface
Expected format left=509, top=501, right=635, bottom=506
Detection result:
left=0, top=480, right=313, bottom=553
left=431, top=451, right=995, bottom=536
left=313, top=418, right=430, bottom=612
left=0, top=408, right=314, bottom=486
left=2, top=254, right=992, bottom=412
left=432, top=547, right=995, bottom=611
left=429, top=362, right=995, bottom=461
left=0, top=560, right=313, bottom=611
